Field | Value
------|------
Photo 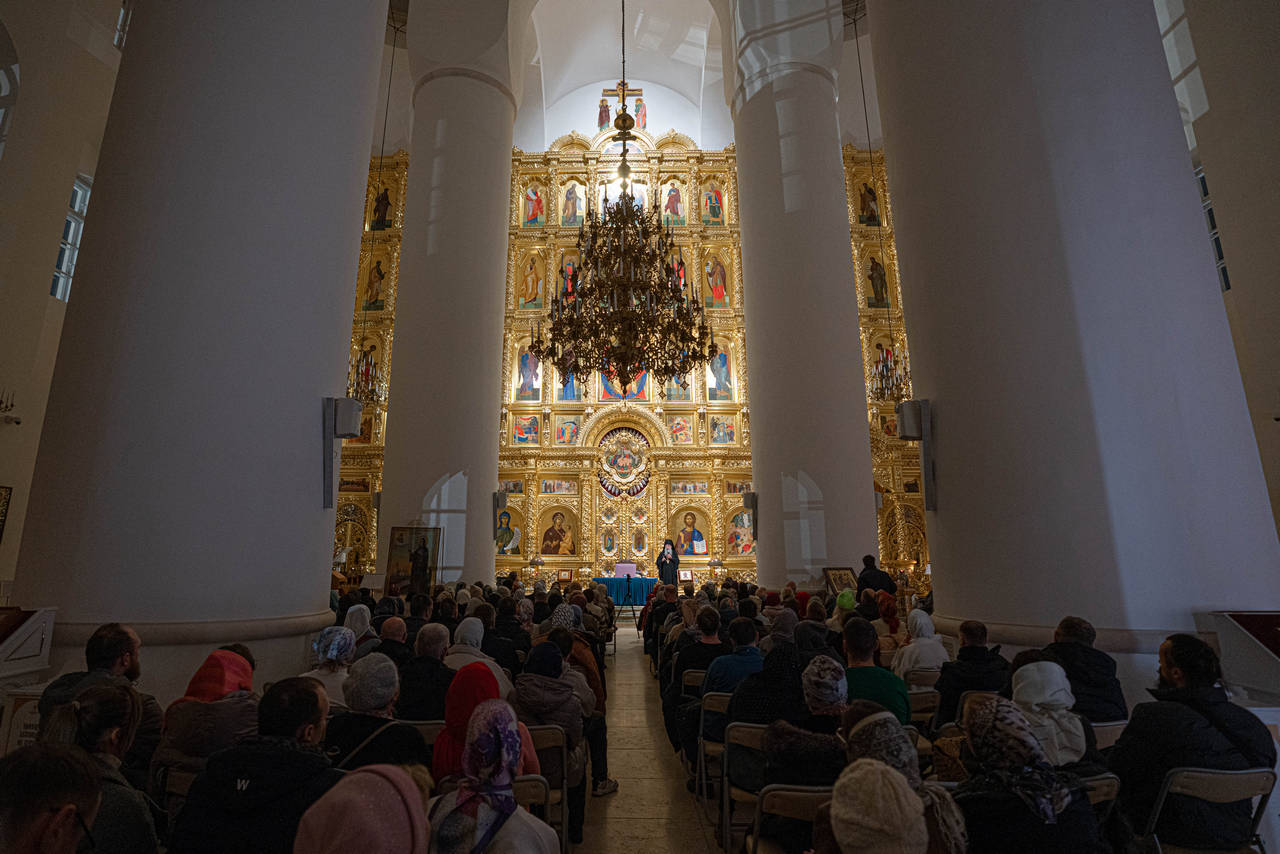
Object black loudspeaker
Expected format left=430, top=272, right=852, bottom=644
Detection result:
left=743, top=491, right=758, bottom=539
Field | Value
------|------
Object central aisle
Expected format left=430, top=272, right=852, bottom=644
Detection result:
left=579, top=620, right=719, bottom=852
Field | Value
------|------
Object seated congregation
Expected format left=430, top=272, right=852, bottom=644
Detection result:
left=0, top=576, right=621, bottom=853
left=642, top=557, right=1278, bottom=854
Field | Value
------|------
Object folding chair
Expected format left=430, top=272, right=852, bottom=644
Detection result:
left=909, top=688, right=940, bottom=727
left=513, top=774, right=551, bottom=813
left=1141, top=766, right=1276, bottom=854
left=682, top=668, right=707, bottom=699
left=905, top=668, right=941, bottom=689
left=155, top=767, right=198, bottom=829
left=745, top=784, right=834, bottom=854
left=1081, top=772, right=1121, bottom=825
left=721, top=723, right=768, bottom=853
left=697, top=692, right=733, bottom=807
left=526, top=724, right=570, bottom=854
left=1091, top=720, right=1128, bottom=750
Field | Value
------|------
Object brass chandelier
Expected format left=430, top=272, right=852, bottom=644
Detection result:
left=528, top=0, right=716, bottom=390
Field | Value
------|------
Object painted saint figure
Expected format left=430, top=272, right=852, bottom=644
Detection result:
left=362, top=260, right=387, bottom=310
left=516, top=349, right=540, bottom=401
left=708, top=351, right=733, bottom=401
left=634, top=97, right=647, bottom=129
left=524, top=187, right=545, bottom=226
left=559, top=372, right=581, bottom=401
left=558, top=418, right=579, bottom=444
left=675, top=512, right=707, bottom=556
left=371, top=188, right=392, bottom=229
left=520, top=258, right=542, bottom=307
left=705, top=255, right=727, bottom=307
left=663, top=182, right=683, bottom=225
left=495, top=511, right=521, bottom=555
left=867, top=256, right=889, bottom=308
left=858, top=182, right=880, bottom=226
left=597, top=98, right=610, bottom=131
left=541, top=512, right=576, bottom=555
left=561, top=184, right=581, bottom=226
left=727, top=510, right=755, bottom=556
left=703, top=185, right=725, bottom=225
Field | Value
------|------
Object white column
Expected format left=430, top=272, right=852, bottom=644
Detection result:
left=728, top=1, right=880, bottom=587
left=14, top=1, right=388, bottom=700
left=867, top=1, right=1280, bottom=650
left=377, top=3, right=527, bottom=585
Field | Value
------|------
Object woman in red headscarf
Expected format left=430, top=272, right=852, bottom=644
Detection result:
left=871, top=591, right=906, bottom=652
left=433, top=662, right=539, bottom=782
left=151, top=648, right=258, bottom=806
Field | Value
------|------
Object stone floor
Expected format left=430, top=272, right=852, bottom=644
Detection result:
left=577, top=615, right=719, bottom=853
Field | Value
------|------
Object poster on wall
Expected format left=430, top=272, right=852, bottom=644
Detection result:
left=386, top=526, right=441, bottom=594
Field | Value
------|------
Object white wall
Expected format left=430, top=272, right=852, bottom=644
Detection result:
left=368, top=42, right=413, bottom=157
left=542, top=78, right=702, bottom=147
left=837, top=32, right=882, bottom=148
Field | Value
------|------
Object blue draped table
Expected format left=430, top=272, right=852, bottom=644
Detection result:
left=593, top=575, right=657, bottom=604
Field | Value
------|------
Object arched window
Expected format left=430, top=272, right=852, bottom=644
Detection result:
left=0, top=22, right=18, bottom=164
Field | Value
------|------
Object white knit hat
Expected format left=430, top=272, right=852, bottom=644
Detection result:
left=830, top=759, right=928, bottom=854
left=342, top=652, right=399, bottom=712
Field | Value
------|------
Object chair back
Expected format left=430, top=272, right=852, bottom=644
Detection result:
left=1081, top=772, right=1121, bottom=824
left=682, top=668, right=707, bottom=697
left=750, top=785, right=834, bottom=854
left=957, top=690, right=999, bottom=726
left=701, top=691, right=732, bottom=717
left=402, top=719, right=446, bottom=747
left=904, top=668, right=941, bottom=689
left=725, top=722, right=768, bottom=751
left=1090, top=720, right=1127, bottom=750
left=1144, top=767, right=1278, bottom=839
left=526, top=723, right=569, bottom=789
left=909, top=688, right=939, bottom=725
left=513, top=774, right=551, bottom=812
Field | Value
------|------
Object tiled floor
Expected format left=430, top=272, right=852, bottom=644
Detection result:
left=578, top=620, right=718, bottom=853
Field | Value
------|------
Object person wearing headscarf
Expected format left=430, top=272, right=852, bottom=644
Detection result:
left=515, top=598, right=536, bottom=633
left=759, top=607, right=798, bottom=655
left=871, top=591, right=905, bottom=651
left=839, top=702, right=968, bottom=854
left=892, top=610, right=952, bottom=679
left=300, top=626, right=355, bottom=711
left=151, top=649, right=258, bottom=801
left=454, top=588, right=471, bottom=617
left=820, top=759, right=929, bottom=854
left=428, top=699, right=559, bottom=854
left=762, top=590, right=786, bottom=623
left=955, top=696, right=1105, bottom=853
left=432, top=664, right=538, bottom=783
left=1011, top=660, right=1094, bottom=769
left=442, top=617, right=513, bottom=698
left=724, top=642, right=811, bottom=791
left=794, top=619, right=843, bottom=667
left=294, top=763, right=429, bottom=854
left=343, top=604, right=381, bottom=660
left=657, top=538, right=680, bottom=587
left=512, top=643, right=588, bottom=844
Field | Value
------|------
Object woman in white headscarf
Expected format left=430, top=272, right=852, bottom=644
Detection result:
left=1011, top=659, right=1087, bottom=766
left=891, top=609, right=951, bottom=678
left=443, top=617, right=514, bottom=698
left=343, top=604, right=381, bottom=660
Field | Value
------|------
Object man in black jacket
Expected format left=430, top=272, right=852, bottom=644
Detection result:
left=854, top=554, right=897, bottom=598
left=402, top=594, right=432, bottom=645
left=170, top=677, right=342, bottom=853
left=1110, top=634, right=1276, bottom=850
left=396, top=623, right=456, bottom=721
left=933, top=620, right=1009, bottom=726
left=1044, top=615, right=1128, bottom=721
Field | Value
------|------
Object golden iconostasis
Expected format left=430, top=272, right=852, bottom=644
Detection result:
left=332, top=138, right=928, bottom=587
left=498, top=129, right=756, bottom=585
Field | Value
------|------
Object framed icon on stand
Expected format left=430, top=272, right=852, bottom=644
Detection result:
left=557, top=567, right=573, bottom=583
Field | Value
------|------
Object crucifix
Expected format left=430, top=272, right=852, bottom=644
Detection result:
left=602, top=80, right=643, bottom=109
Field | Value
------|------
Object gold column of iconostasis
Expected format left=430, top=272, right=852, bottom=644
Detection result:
left=841, top=145, right=930, bottom=585
left=496, top=129, right=756, bottom=588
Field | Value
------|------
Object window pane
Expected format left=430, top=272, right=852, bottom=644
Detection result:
left=1218, top=265, right=1230, bottom=291
left=1205, top=207, right=1216, bottom=230
left=1213, top=236, right=1224, bottom=261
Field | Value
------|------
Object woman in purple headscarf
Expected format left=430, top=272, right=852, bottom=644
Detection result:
left=428, top=699, right=559, bottom=854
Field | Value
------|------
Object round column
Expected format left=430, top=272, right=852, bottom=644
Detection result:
left=730, top=4, right=880, bottom=587
left=867, top=1, right=1280, bottom=649
left=376, top=3, right=525, bottom=585
left=14, top=1, right=388, bottom=700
